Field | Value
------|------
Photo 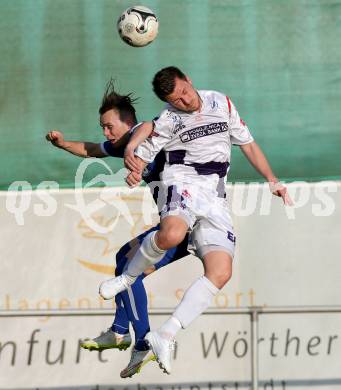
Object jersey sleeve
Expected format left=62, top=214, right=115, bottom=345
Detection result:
left=100, top=141, right=125, bottom=158
left=135, top=109, right=173, bottom=163
left=226, top=96, right=254, bottom=145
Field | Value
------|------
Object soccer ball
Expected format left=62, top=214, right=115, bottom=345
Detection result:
left=117, top=6, right=159, bottom=47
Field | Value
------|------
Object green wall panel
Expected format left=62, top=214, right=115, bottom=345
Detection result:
left=1, top=0, right=340, bottom=189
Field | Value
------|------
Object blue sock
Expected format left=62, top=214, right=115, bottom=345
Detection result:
left=119, top=275, right=150, bottom=351
left=111, top=227, right=189, bottom=351
left=111, top=236, right=151, bottom=349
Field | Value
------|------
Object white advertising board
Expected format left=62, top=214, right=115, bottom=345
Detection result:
left=1, top=182, right=340, bottom=389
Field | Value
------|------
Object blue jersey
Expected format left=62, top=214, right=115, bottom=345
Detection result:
left=101, top=136, right=166, bottom=204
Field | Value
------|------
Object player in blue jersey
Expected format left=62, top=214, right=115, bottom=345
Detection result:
left=46, top=79, right=190, bottom=378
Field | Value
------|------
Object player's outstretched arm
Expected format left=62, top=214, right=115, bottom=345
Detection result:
left=124, top=121, right=154, bottom=172
left=46, top=130, right=106, bottom=158
left=240, top=141, right=276, bottom=182
left=240, top=141, right=293, bottom=205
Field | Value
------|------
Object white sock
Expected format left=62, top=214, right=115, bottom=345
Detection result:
left=124, top=231, right=165, bottom=283
left=172, top=276, right=219, bottom=329
left=159, top=316, right=182, bottom=340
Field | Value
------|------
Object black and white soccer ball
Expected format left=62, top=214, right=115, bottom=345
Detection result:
left=117, top=5, right=158, bottom=47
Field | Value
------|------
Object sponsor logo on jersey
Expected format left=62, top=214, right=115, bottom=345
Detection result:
left=167, top=112, right=186, bottom=134
left=227, top=231, right=236, bottom=243
left=211, top=99, right=219, bottom=111
left=179, top=122, right=228, bottom=143
left=181, top=189, right=191, bottom=199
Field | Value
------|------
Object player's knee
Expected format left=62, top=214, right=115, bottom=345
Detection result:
left=157, top=229, right=183, bottom=249
left=219, top=266, right=232, bottom=287
left=208, top=265, right=232, bottom=289
left=215, top=275, right=231, bottom=289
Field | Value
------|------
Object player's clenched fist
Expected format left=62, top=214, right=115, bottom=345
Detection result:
left=46, top=130, right=65, bottom=147
left=125, top=170, right=142, bottom=188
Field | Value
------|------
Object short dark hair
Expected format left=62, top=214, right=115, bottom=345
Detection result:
left=152, top=66, right=186, bottom=101
left=99, top=78, right=138, bottom=124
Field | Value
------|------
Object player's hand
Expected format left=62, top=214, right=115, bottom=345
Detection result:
left=124, top=147, right=143, bottom=173
left=125, top=170, right=142, bottom=188
left=269, top=181, right=294, bottom=206
left=46, top=130, right=65, bottom=147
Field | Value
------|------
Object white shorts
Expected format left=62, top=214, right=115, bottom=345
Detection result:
left=160, top=183, right=236, bottom=259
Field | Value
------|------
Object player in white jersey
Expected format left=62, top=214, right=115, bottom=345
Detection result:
left=133, top=88, right=253, bottom=258
left=99, top=66, right=292, bottom=374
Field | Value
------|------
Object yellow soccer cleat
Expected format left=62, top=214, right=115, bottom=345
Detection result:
left=120, top=348, right=156, bottom=378
left=80, top=329, right=131, bottom=351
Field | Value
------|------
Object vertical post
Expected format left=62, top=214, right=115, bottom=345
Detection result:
left=250, top=308, right=259, bottom=390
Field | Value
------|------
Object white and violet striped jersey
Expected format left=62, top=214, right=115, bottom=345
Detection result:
left=135, top=90, right=254, bottom=193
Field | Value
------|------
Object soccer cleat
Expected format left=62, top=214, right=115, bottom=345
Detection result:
left=99, top=275, right=130, bottom=300
left=145, top=331, right=176, bottom=375
left=80, top=329, right=131, bottom=351
left=120, top=348, right=156, bottom=378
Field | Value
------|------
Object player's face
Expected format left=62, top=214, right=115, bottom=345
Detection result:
left=100, top=109, right=130, bottom=146
left=165, top=77, right=202, bottom=112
